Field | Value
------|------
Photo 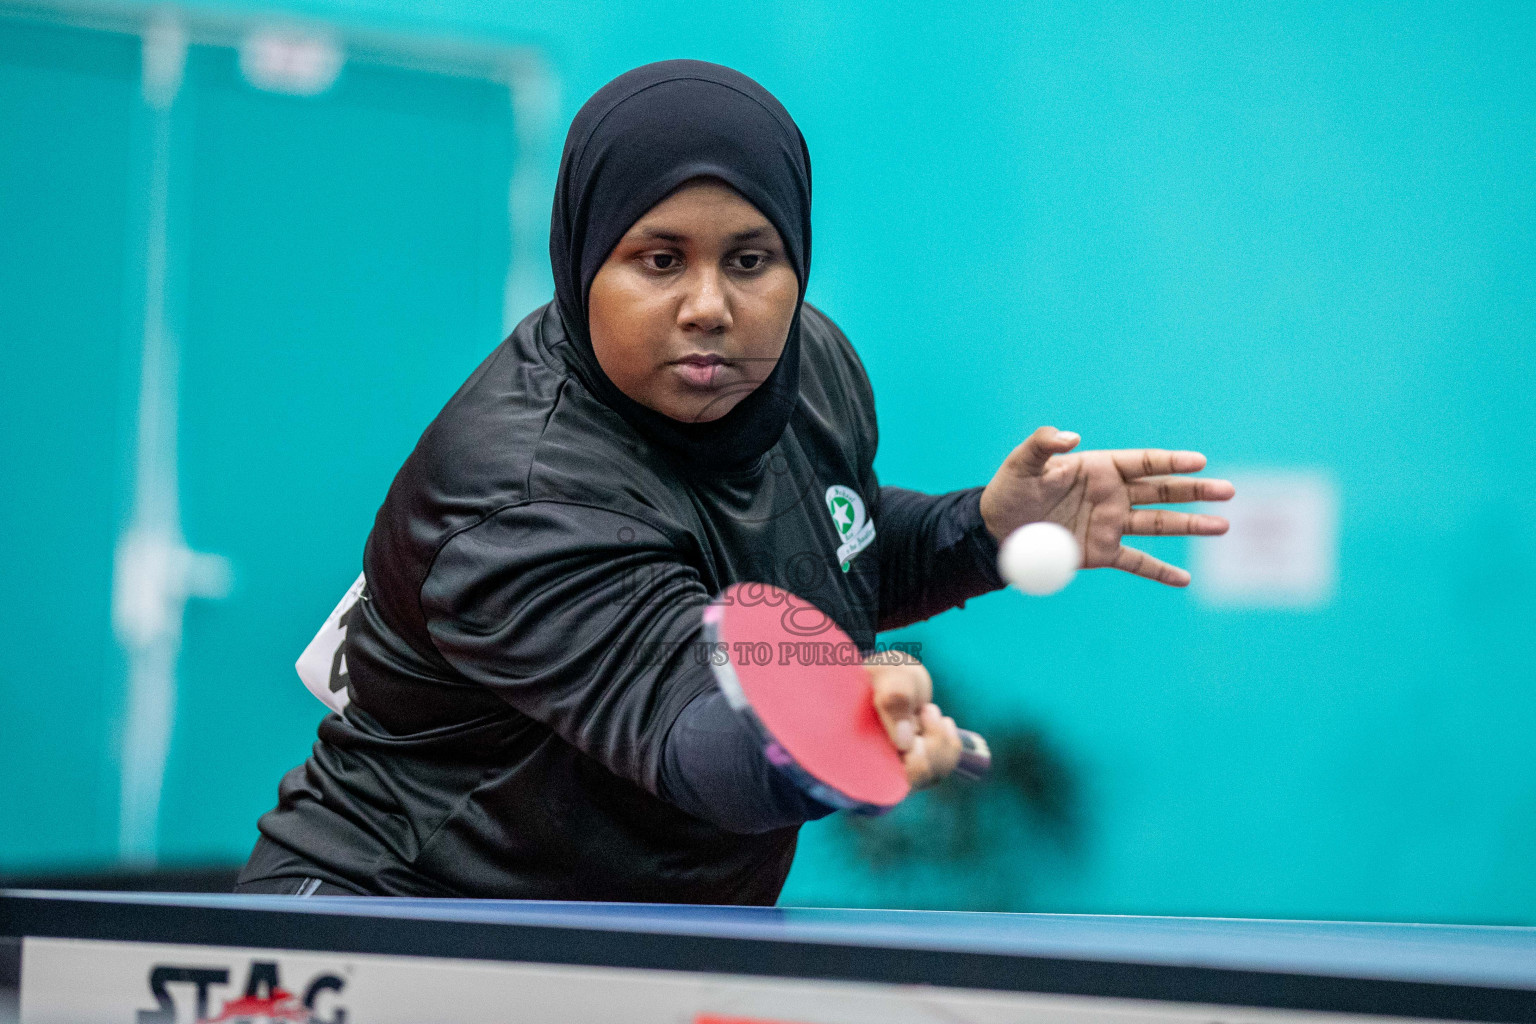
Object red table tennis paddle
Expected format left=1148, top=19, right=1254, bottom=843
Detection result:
left=702, top=583, right=991, bottom=814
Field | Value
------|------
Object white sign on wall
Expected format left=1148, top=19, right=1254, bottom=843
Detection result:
left=1192, top=470, right=1339, bottom=609
left=239, top=28, right=344, bottom=96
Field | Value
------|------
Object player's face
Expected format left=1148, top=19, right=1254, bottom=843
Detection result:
left=588, top=179, right=799, bottom=423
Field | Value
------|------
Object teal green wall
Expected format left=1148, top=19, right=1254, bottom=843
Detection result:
left=3, top=2, right=1533, bottom=923
left=0, top=20, right=137, bottom=869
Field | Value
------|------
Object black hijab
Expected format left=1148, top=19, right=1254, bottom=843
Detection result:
left=549, top=60, right=813, bottom=472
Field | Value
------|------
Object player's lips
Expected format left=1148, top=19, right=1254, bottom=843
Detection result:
left=668, top=353, right=733, bottom=389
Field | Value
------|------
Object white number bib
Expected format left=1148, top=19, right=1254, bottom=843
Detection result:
left=294, top=572, right=366, bottom=714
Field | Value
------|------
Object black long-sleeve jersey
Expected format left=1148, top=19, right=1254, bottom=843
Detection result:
left=243, top=301, right=1004, bottom=903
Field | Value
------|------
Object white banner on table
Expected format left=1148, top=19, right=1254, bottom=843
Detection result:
left=20, top=935, right=1441, bottom=1024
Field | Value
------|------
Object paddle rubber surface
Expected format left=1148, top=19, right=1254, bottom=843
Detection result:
left=704, top=584, right=910, bottom=811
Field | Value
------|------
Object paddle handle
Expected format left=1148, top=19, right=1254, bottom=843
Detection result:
left=954, top=728, right=992, bottom=781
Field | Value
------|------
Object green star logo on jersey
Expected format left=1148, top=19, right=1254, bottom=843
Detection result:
left=824, top=485, right=875, bottom=571
left=829, top=494, right=855, bottom=536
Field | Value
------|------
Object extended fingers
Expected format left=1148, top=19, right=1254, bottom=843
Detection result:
left=1125, top=509, right=1229, bottom=536
left=1005, top=425, right=1081, bottom=475
left=1112, top=544, right=1191, bottom=587
left=1127, top=475, right=1235, bottom=505
left=1110, top=449, right=1207, bottom=480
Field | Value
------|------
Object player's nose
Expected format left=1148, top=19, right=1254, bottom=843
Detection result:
left=677, top=266, right=731, bottom=333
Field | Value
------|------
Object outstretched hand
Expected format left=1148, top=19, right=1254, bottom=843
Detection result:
left=978, top=426, right=1235, bottom=587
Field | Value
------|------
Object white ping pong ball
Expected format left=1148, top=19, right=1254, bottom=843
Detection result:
left=999, top=522, right=1081, bottom=597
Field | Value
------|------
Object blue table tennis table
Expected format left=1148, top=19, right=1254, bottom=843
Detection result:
left=3, top=890, right=1534, bottom=1023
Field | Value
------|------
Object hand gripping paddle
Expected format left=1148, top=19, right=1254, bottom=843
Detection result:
left=702, top=583, right=991, bottom=814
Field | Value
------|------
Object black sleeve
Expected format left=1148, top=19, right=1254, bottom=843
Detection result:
left=420, top=501, right=830, bottom=834
left=661, top=689, right=834, bottom=833
left=875, top=485, right=1007, bottom=633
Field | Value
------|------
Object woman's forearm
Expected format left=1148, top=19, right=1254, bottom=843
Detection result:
left=658, top=688, right=834, bottom=835
left=875, top=486, right=1006, bottom=632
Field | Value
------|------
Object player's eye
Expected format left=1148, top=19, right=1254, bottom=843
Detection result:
left=730, top=251, right=768, bottom=273
left=641, top=251, right=681, bottom=272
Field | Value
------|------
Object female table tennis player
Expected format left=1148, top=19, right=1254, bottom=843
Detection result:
left=237, top=61, right=1232, bottom=901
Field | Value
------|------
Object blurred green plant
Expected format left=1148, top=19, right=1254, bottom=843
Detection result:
left=835, top=658, right=1083, bottom=911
